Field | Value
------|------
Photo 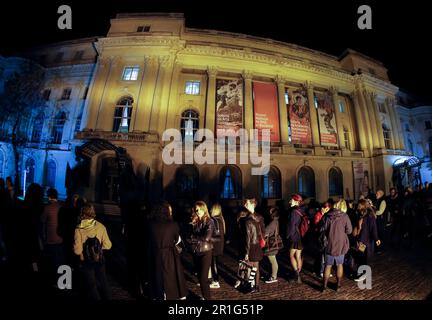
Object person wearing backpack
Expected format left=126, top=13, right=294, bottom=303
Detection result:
left=286, top=194, right=307, bottom=283
left=73, top=204, right=112, bottom=301
left=209, top=203, right=225, bottom=289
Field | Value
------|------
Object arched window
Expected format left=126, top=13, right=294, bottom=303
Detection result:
left=262, top=166, right=281, bottom=199
left=31, top=112, right=44, bottom=143
left=25, top=158, right=35, bottom=184
left=382, top=124, right=392, bottom=149
left=113, top=96, right=133, bottom=133
left=298, top=166, right=315, bottom=199
left=52, top=112, right=66, bottom=144
left=180, top=109, right=199, bottom=141
left=220, top=165, right=242, bottom=199
left=176, top=165, right=199, bottom=198
left=329, top=167, right=343, bottom=197
left=46, top=160, right=56, bottom=188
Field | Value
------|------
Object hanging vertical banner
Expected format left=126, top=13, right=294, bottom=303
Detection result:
left=288, top=89, right=312, bottom=144
left=353, top=160, right=370, bottom=200
left=316, top=92, right=338, bottom=146
left=252, top=82, right=280, bottom=142
left=215, top=79, right=243, bottom=137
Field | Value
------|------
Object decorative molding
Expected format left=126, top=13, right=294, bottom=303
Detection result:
left=242, top=70, right=253, bottom=81
left=207, top=66, right=218, bottom=77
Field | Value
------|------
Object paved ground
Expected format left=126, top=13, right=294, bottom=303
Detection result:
left=104, top=216, right=432, bottom=301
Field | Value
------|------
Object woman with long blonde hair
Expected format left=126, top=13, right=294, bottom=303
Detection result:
left=190, top=201, right=214, bottom=300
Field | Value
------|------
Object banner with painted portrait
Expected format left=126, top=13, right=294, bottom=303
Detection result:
left=252, top=82, right=280, bottom=142
left=288, top=89, right=312, bottom=144
left=316, top=92, right=338, bottom=146
left=215, top=79, right=243, bottom=137
left=353, top=160, right=370, bottom=200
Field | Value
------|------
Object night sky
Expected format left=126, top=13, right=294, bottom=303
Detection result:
left=1, top=0, right=431, bottom=103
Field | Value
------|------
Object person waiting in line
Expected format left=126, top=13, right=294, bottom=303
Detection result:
left=147, top=202, right=187, bottom=300
left=73, top=204, right=112, bottom=301
left=286, top=194, right=306, bottom=283
left=189, top=201, right=214, bottom=300
left=321, top=201, right=352, bottom=292
left=209, top=203, right=225, bottom=289
left=313, top=199, right=333, bottom=278
left=263, top=207, right=282, bottom=284
left=374, top=190, right=387, bottom=254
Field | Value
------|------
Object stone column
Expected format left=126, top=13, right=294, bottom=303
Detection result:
left=156, top=56, right=175, bottom=133
left=276, top=76, right=289, bottom=144
left=330, top=86, right=346, bottom=149
left=386, top=97, right=404, bottom=150
left=165, top=62, right=183, bottom=131
left=306, top=81, right=320, bottom=147
left=368, top=91, right=386, bottom=149
left=349, top=91, right=368, bottom=152
left=362, top=89, right=380, bottom=149
left=135, top=56, right=159, bottom=132
left=243, top=70, right=254, bottom=131
left=355, top=81, right=374, bottom=151
left=205, top=67, right=218, bottom=132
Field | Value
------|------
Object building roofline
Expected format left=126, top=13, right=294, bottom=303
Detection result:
left=115, top=12, right=184, bottom=19
left=339, top=48, right=385, bottom=67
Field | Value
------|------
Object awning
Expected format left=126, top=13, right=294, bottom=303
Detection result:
left=393, top=156, right=422, bottom=169
left=75, top=138, right=120, bottom=161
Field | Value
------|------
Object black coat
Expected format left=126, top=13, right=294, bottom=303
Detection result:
left=286, top=206, right=304, bottom=242
left=211, top=216, right=225, bottom=256
left=264, top=217, right=281, bottom=256
left=238, top=211, right=264, bottom=262
left=147, top=220, right=188, bottom=300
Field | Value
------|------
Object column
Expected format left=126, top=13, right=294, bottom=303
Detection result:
left=135, top=56, right=158, bottom=132
left=349, top=91, right=368, bottom=151
left=156, top=56, right=175, bottom=133
left=205, top=67, right=218, bottom=132
left=368, top=91, right=386, bottom=149
left=276, top=75, right=289, bottom=144
left=330, top=86, right=346, bottom=149
left=165, top=62, right=183, bottom=131
left=362, top=89, right=380, bottom=149
left=386, top=97, right=404, bottom=150
left=354, top=79, right=374, bottom=151
left=150, top=56, right=172, bottom=132
left=306, top=81, right=320, bottom=147
left=243, top=70, right=254, bottom=131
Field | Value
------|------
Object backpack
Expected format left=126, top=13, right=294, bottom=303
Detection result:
left=83, top=236, right=104, bottom=264
left=212, top=217, right=221, bottom=238
left=297, top=210, right=310, bottom=238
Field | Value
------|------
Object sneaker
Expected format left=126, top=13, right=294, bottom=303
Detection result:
left=265, top=277, right=278, bottom=284
left=234, top=280, right=241, bottom=289
left=210, top=281, right=220, bottom=289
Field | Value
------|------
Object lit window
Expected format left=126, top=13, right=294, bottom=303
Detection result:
left=113, top=97, right=133, bottom=133
left=122, top=67, right=140, bottom=81
left=180, top=109, right=199, bottom=141
left=284, top=89, right=290, bottom=105
left=176, top=165, right=199, bottom=199
left=220, top=166, right=241, bottom=199
left=185, top=81, right=200, bottom=95
left=343, top=127, right=350, bottom=149
left=314, top=96, right=318, bottom=109
left=298, top=166, right=315, bottom=199
left=339, top=101, right=345, bottom=113
left=382, top=124, right=392, bottom=149
left=262, top=166, right=281, bottom=199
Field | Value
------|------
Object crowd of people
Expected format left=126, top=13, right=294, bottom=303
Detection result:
left=1, top=176, right=432, bottom=300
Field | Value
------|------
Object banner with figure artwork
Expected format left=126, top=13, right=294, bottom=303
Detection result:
left=316, top=92, right=338, bottom=146
left=353, top=160, right=370, bottom=200
left=215, top=79, right=243, bottom=137
left=288, top=89, right=312, bottom=144
left=252, top=82, right=280, bottom=142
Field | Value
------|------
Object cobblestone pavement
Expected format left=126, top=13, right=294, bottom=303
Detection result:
left=104, top=216, right=432, bottom=301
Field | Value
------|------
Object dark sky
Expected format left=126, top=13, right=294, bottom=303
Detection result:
left=1, top=0, right=431, bottom=103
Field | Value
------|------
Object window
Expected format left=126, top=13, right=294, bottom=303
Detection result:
left=137, top=25, right=150, bottom=32
left=75, top=105, right=84, bottom=132
left=73, top=50, right=84, bottom=61
left=42, top=89, right=51, bottom=101
left=408, top=139, right=414, bottom=154
left=339, top=101, right=345, bottom=113
left=45, top=160, right=56, bottom=188
left=31, top=112, right=44, bottom=143
left=284, top=89, right=290, bottom=105
left=113, top=96, right=133, bottom=133
left=220, top=166, right=241, bottom=199
left=25, top=158, right=35, bottom=185
left=61, top=88, right=72, bottom=100
left=298, top=166, right=315, bottom=199
left=329, top=167, right=343, bottom=197
left=405, top=123, right=410, bottom=132
left=122, top=66, right=139, bottom=81
left=425, top=121, right=432, bottom=130
left=185, top=81, right=200, bottom=95
left=314, top=96, right=318, bottom=109
left=378, top=102, right=386, bottom=113
left=262, top=166, right=281, bottom=199
left=52, top=112, right=66, bottom=144
left=176, top=165, right=199, bottom=199
left=382, top=124, right=392, bottom=149
left=343, top=127, right=350, bottom=149
left=54, top=52, right=64, bottom=63
left=82, top=87, right=89, bottom=100
left=180, top=109, right=199, bottom=141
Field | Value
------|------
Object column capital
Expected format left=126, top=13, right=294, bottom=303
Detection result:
left=275, top=75, right=287, bottom=85
left=159, top=55, right=172, bottom=68
left=329, top=86, right=339, bottom=95
left=305, top=80, right=314, bottom=90
left=207, top=66, right=218, bottom=77
left=242, top=70, right=253, bottom=81
left=145, top=55, right=159, bottom=66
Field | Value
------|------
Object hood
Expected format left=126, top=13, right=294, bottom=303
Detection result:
left=78, top=219, right=96, bottom=230
left=327, top=209, right=344, bottom=221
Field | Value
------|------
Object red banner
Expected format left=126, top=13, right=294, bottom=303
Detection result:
left=288, top=89, right=312, bottom=145
left=252, top=82, right=280, bottom=142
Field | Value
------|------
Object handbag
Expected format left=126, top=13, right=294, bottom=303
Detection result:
left=258, top=220, right=266, bottom=249
left=356, top=241, right=366, bottom=253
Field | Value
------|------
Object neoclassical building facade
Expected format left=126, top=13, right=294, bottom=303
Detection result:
left=1, top=13, right=423, bottom=210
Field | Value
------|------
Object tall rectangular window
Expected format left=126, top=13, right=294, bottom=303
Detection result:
left=42, top=89, right=51, bottom=101
left=185, top=81, right=200, bottom=95
left=425, top=120, right=432, bottom=130
left=122, top=66, right=140, bottom=81
left=61, top=88, right=72, bottom=100
left=73, top=50, right=84, bottom=61
left=339, top=101, right=345, bottom=113
left=378, top=102, right=386, bottom=113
